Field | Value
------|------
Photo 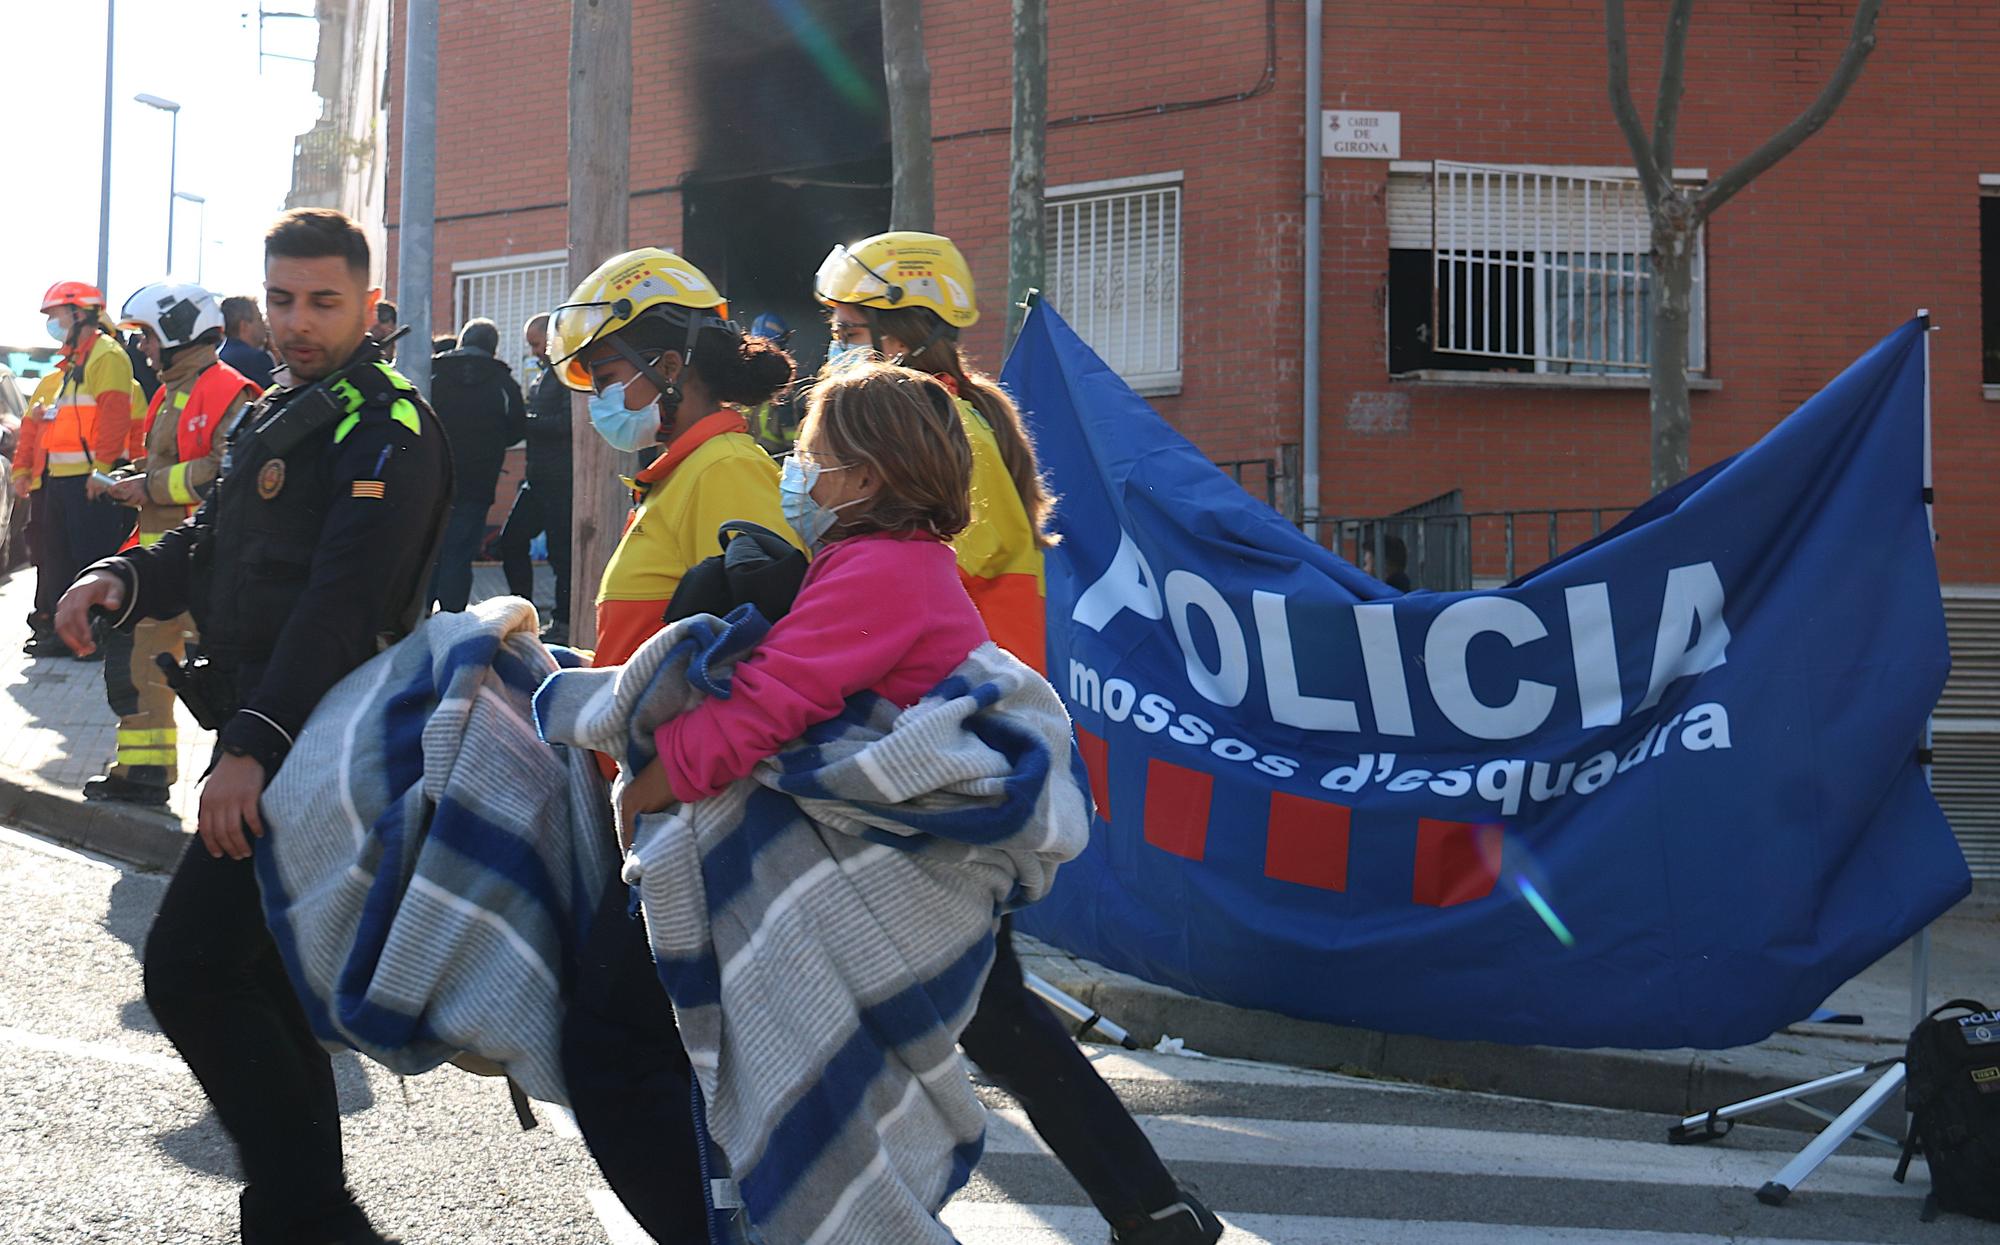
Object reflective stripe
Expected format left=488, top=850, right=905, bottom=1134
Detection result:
left=166, top=461, right=197, bottom=505
left=117, top=728, right=177, bottom=746
left=137, top=531, right=166, bottom=546
left=116, top=748, right=178, bottom=767
left=334, top=399, right=422, bottom=444
left=46, top=449, right=91, bottom=464
left=173, top=391, right=190, bottom=410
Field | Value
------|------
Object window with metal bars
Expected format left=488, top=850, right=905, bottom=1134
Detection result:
left=1043, top=173, right=1182, bottom=395
left=1386, top=161, right=1707, bottom=379
left=451, top=252, right=570, bottom=379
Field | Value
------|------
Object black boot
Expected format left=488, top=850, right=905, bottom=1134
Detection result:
left=83, top=774, right=171, bottom=807
left=1109, top=1190, right=1225, bottom=1244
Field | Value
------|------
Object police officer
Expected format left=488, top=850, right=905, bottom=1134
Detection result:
left=55, top=208, right=450, bottom=1245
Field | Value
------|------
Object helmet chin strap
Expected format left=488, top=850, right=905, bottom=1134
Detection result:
left=608, top=310, right=706, bottom=434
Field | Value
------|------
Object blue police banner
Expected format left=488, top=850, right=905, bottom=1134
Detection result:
left=1004, top=305, right=1972, bottom=1050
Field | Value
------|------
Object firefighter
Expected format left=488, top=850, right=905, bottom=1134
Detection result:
left=29, top=281, right=135, bottom=657
left=80, top=282, right=263, bottom=805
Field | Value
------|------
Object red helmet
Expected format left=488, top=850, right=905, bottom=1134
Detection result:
left=40, top=280, right=107, bottom=314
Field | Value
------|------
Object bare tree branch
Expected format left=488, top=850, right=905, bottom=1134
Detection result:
left=1695, top=0, right=1883, bottom=219
left=1604, top=0, right=1663, bottom=209
left=1650, top=0, right=1695, bottom=179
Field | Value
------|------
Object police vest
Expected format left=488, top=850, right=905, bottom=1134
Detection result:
left=188, top=357, right=438, bottom=678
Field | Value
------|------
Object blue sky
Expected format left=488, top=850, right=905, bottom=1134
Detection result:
left=0, top=1, right=323, bottom=347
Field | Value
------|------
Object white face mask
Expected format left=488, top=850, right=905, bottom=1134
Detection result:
left=45, top=317, right=68, bottom=344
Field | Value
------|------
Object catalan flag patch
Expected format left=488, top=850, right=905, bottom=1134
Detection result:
left=351, top=480, right=387, bottom=500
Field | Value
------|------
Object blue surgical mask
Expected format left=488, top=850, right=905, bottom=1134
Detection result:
left=825, top=339, right=869, bottom=372
left=45, top=317, right=67, bottom=344
left=779, top=454, right=866, bottom=548
left=587, top=381, right=661, bottom=452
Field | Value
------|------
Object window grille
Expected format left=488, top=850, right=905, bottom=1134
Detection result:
left=1388, top=162, right=1706, bottom=376
left=1043, top=175, right=1182, bottom=394
left=451, top=253, right=570, bottom=378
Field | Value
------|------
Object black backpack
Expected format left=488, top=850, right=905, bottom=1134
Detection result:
left=1895, top=998, right=2000, bottom=1222
left=662, top=521, right=809, bottom=627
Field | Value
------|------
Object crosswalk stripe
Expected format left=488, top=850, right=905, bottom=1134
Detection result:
left=940, top=1201, right=1907, bottom=1245
left=1076, top=1048, right=1441, bottom=1094
left=980, top=1107, right=1923, bottom=1201
left=0, top=1024, right=182, bottom=1075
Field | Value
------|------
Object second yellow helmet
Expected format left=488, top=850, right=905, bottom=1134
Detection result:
left=814, top=231, right=979, bottom=330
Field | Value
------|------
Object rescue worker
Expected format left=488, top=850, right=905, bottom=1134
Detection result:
left=13, top=366, right=70, bottom=654
left=80, top=282, right=262, bottom=806
left=543, top=247, right=797, bottom=1240
left=816, top=231, right=1224, bottom=1245
left=26, top=281, right=135, bottom=660
left=55, top=209, right=450, bottom=1245
left=743, top=311, right=800, bottom=455
left=546, top=246, right=797, bottom=669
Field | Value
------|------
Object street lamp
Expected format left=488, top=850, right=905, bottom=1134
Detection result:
left=174, top=191, right=207, bottom=283
left=134, top=94, right=181, bottom=273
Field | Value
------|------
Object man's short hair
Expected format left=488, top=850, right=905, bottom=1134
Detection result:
left=264, top=208, right=370, bottom=279
left=220, top=295, right=262, bottom=337
left=525, top=312, right=550, bottom=336
left=376, top=300, right=398, bottom=324
left=459, top=317, right=500, bottom=355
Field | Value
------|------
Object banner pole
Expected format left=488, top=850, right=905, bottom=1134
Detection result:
left=1914, top=307, right=1936, bottom=1034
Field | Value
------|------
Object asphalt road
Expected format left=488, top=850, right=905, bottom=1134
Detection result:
left=1, top=824, right=1985, bottom=1244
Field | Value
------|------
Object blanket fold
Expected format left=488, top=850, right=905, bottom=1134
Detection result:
left=536, top=604, right=1087, bottom=1245
left=256, top=597, right=615, bottom=1105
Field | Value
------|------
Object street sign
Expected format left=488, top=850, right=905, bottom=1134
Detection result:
left=1322, top=110, right=1401, bottom=159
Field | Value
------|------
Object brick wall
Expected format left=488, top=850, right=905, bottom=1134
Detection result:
left=384, top=0, right=2000, bottom=582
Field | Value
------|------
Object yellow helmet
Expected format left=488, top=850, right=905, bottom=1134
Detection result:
left=814, top=231, right=979, bottom=330
left=547, top=247, right=730, bottom=391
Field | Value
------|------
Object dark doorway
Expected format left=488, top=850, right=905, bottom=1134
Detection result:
left=683, top=162, right=892, bottom=377
left=683, top=0, right=894, bottom=373
left=1983, top=195, right=2000, bottom=385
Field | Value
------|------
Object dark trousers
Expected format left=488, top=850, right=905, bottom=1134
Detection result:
left=959, top=918, right=1182, bottom=1227
left=26, top=487, right=59, bottom=625
left=428, top=498, right=491, bottom=613
left=35, top=474, right=127, bottom=618
left=561, top=882, right=709, bottom=1244
left=496, top=477, right=572, bottom=626
left=143, top=834, right=371, bottom=1244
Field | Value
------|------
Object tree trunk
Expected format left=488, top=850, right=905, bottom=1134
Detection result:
left=882, top=0, right=934, bottom=232
left=566, top=0, right=633, bottom=651
left=1647, top=193, right=1698, bottom=493
left=1006, top=0, right=1047, bottom=349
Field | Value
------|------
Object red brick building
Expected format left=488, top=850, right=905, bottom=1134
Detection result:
left=381, top=0, right=1999, bottom=864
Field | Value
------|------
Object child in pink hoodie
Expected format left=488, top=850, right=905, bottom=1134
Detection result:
left=621, top=361, right=988, bottom=821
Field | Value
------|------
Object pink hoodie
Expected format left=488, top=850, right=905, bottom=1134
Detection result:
left=655, top=530, right=990, bottom=803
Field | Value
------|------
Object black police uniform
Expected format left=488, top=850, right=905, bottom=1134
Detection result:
left=85, top=337, right=451, bottom=1245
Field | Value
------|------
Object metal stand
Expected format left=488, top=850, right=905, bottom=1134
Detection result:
left=1024, top=970, right=1144, bottom=1050
left=1665, top=312, right=1945, bottom=1207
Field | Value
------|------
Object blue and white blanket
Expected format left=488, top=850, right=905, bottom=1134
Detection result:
left=534, top=605, right=1088, bottom=1245
left=254, top=597, right=615, bottom=1106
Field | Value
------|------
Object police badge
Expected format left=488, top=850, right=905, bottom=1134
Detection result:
left=257, top=460, right=286, bottom=500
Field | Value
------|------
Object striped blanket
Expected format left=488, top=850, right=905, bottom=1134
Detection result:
left=534, top=605, right=1088, bottom=1245
left=254, top=597, right=616, bottom=1106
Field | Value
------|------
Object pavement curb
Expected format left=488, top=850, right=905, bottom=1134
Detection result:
left=1018, top=935, right=1912, bottom=1134
left=0, top=771, right=186, bottom=872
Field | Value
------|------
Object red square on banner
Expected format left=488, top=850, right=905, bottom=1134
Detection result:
left=1265, top=793, right=1351, bottom=891
left=1143, top=759, right=1212, bottom=860
left=1413, top=818, right=1500, bottom=907
left=1074, top=727, right=1111, bottom=825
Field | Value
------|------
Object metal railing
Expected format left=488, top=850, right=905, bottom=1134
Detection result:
left=1322, top=506, right=1635, bottom=591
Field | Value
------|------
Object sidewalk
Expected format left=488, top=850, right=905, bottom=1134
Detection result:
left=2, top=555, right=1992, bottom=1130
